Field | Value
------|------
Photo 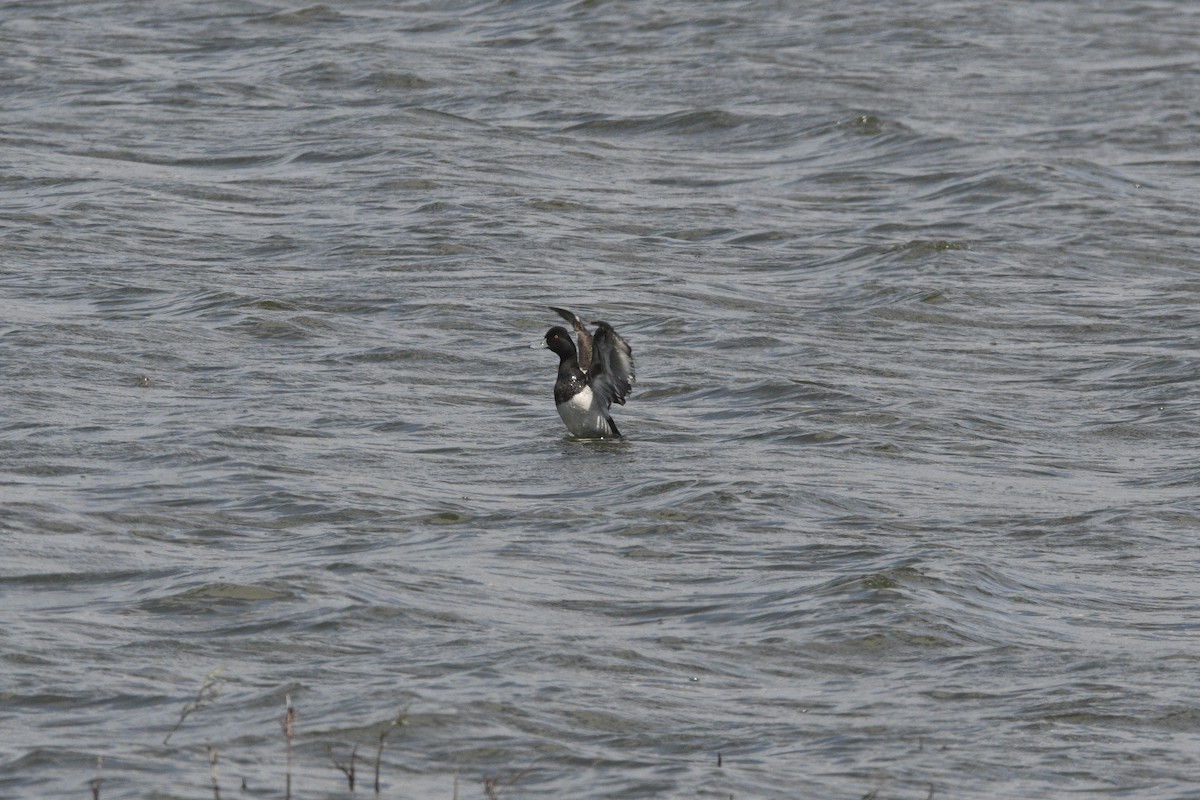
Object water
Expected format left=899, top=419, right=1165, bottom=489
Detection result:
left=3, top=1, right=1200, bottom=797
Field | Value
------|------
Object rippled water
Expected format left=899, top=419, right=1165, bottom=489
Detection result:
left=4, top=1, right=1200, bottom=798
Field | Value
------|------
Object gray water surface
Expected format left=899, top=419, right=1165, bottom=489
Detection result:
left=4, top=1, right=1200, bottom=798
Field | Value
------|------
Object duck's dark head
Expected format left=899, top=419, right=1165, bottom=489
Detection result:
left=542, top=326, right=577, bottom=360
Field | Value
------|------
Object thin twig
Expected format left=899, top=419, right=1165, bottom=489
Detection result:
left=88, top=755, right=103, bottom=800
left=330, top=743, right=358, bottom=791
left=280, top=694, right=295, bottom=800
left=164, top=668, right=225, bottom=745
left=207, top=745, right=221, bottom=800
left=374, top=709, right=406, bottom=794
left=481, top=765, right=537, bottom=800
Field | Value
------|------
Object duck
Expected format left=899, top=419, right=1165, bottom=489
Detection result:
left=541, top=307, right=635, bottom=439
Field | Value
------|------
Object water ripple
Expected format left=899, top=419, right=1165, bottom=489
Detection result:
left=4, top=1, right=1200, bottom=798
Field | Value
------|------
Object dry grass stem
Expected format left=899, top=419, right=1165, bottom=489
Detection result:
left=88, top=755, right=103, bottom=800
left=280, top=694, right=295, bottom=800
left=331, top=743, right=358, bottom=791
left=481, top=765, right=535, bottom=800
left=374, top=709, right=405, bottom=794
left=207, top=745, right=220, bottom=800
left=164, top=668, right=225, bottom=745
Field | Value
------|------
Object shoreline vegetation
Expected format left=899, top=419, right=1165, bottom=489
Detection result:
left=74, top=666, right=711, bottom=800
left=85, top=669, right=466, bottom=799
left=68, top=668, right=921, bottom=799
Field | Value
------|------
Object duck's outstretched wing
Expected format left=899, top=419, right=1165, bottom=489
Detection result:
left=588, top=321, right=635, bottom=407
left=549, top=307, right=593, bottom=372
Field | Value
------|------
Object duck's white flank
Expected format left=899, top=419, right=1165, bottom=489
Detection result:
left=556, top=385, right=613, bottom=438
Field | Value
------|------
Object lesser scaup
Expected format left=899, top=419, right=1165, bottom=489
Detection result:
left=541, top=307, right=635, bottom=439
